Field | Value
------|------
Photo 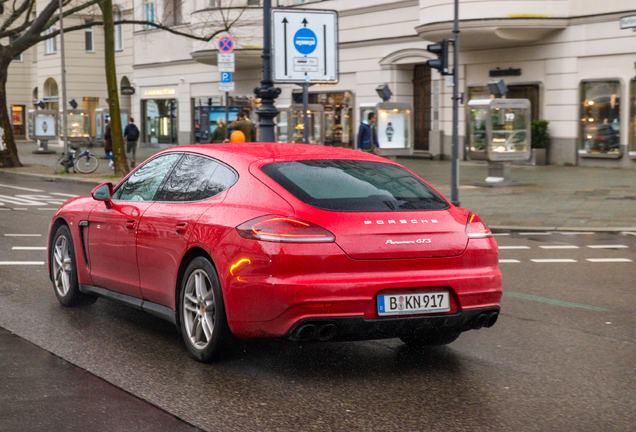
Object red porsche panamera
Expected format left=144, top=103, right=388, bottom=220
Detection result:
left=48, top=143, right=502, bottom=362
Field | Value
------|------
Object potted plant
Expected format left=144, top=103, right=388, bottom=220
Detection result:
left=531, top=119, right=550, bottom=165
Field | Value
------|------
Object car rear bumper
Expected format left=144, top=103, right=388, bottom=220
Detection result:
left=284, top=306, right=500, bottom=342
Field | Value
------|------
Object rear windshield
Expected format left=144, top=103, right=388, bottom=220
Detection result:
left=261, top=159, right=449, bottom=212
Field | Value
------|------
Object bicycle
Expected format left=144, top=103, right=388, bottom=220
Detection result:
left=54, top=141, right=99, bottom=174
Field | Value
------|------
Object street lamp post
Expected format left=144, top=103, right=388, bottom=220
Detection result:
left=254, top=0, right=281, bottom=142
left=58, top=0, right=68, bottom=157
left=450, top=0, right=460, bottom=206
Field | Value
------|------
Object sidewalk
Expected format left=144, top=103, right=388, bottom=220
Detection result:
left=3, top=140, right=636, bottom=230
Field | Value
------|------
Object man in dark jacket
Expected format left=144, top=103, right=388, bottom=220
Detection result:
left=357, top=112, right=379, bottom=153
left=229, top=111, right=256, bottom=142
left=123, top=118, right=140, bottom=167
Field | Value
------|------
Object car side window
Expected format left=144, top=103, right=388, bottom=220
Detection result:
left=113, top=153, right=181, bottom=202
left=159, top=154, right=238, bottom=202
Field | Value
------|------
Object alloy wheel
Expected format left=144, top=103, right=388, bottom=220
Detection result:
left=183, top=269, right=216, bottom=350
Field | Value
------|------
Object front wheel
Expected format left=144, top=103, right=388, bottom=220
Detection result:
left=74, top=154, right=99, bottom=173
left=50, top=225, right=97, bottom=306
left=179, top=257, right=232, bottom=362
left=400, top=330, right=461, bottom=348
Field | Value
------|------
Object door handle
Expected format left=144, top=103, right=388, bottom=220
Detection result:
left=125, top=220, right=136, bottom=230
left=175, top=222, right=188, bottom=235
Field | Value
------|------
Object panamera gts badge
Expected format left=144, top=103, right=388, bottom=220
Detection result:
left=386, top=239, right=432, bottom=245
left=365, top=219, right=438, bottom=225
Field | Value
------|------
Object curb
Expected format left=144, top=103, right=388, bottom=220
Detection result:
left=0, top=169, right=118, bottom=186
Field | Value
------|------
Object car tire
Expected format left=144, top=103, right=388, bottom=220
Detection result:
left=50, top=225, right=98, bottom=307
left=399, top=330, right=461, bottom=348
left=178, top=256, right=231, bottom=362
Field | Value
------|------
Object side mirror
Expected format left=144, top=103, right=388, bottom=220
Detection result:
left=91, top=182, right=113, bottom=208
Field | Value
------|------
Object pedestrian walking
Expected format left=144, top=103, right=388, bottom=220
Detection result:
left=357, top=112, right=379, bottom=154
left=123, top=117, right=140, bottom=168
left=229, top=111, right=257, bottom=142
left=104, top=119, right=114, bottom=169
left=210, top=117, right=226, bottom=144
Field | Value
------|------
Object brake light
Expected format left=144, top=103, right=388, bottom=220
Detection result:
left=466, top=212, right=492, bottom=239
left=236, top=215, right=335, bottom=243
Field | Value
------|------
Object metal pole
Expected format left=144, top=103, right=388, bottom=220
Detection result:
left=254, top=0, right=281, bottom=142
left=302, top=83, right=309, bottom=144
left=450, top=0, right=460, bottom=206
left=58, top=0, right=68, bottom=157
left=225, top=92, right=229, bottom=141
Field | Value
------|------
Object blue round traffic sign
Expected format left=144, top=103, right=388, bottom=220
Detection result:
left=293, top=28, right=317, bottom=55
left=218, top=36, right=234, bottom=53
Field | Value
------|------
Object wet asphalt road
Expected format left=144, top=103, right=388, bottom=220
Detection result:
left=1, top=172, right=636, bottom=431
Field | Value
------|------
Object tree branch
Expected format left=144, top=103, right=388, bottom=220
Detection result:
left=0, top=0, right=34, bottom=33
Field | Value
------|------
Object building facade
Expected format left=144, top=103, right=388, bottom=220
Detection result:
left=8, top=0, right=636, bottom=169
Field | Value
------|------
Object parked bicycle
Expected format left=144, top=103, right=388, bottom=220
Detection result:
left=54, top=141, right=99, bottom=174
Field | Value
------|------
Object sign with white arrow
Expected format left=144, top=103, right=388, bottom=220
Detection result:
left=271, top=8, right=338, bottom=84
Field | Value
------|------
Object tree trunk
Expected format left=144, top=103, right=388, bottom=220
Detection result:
left=0, top=62, right=22, bottom=167
left=101, top=0, right=128, bottom=176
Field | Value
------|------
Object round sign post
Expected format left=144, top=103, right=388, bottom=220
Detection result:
left=218, top=35, right=235, bottom=53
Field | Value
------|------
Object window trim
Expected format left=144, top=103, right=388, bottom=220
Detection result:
left=85, top=26, right=95, bottom=53
left=10, top=35, right=23, bottom=62
left=114, top=11, right=124, bottom=51
left=578, top=78, right=623, bottom=160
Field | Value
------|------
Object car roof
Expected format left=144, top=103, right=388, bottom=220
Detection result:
left=158, top=143, right=384, bottom=165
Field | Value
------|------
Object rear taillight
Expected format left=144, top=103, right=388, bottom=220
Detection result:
left=237, top=215, right=335, bottom=243
left=466, top=212, right=492, bottom=239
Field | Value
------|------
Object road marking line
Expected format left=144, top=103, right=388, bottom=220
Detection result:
left=12, top=247, right=47, bottom=251
left=492, top=233, right=509, bottom=236
left=0, top=261, right=45, bottom=265
left=504, top=292, right=608, bottom=311
left=13, top=208, right=28, bottom=211
left=4, top=234, right=42, bottom=237
left=519, top=232, right=552, bottom=236
left=620, top=232, right=636, bottom=236
left=539, top=245, right=580, bottom=249
left=50, top=193, right=79, bottom=198
left=499, top=259, right=520, bottom=263
left=586, top=245, right=629, bottom=249
left=530, top=259, right=577, bottom=263
left=558, top=232, right=595, bottom=235
left=586, top=258, right=632, bottom=263
left=0, top=184, right=44, bottom=192
left=498, top=246, right=530, bottom=250
left=37, top=208, right=58, bottom=211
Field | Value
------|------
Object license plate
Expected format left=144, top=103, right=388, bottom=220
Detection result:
left=377, top=292, right=450, bottom=316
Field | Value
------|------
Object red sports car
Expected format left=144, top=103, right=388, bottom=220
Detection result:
left=48, top=143, right=501, bottom=362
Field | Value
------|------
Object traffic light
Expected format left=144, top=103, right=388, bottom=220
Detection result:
left=427, top=39, right=450, bottom=75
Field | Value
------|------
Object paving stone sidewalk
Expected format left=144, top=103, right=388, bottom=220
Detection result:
left=3, top=141, right=636, bottom=230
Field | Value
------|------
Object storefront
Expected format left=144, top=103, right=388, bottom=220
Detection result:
left=141, top=87, right=178, bottom=146
left=292, top=91, right=354, bottom=148
left=579, top=80, right=621, bottom=158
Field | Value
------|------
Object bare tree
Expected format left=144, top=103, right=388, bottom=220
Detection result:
left=0, top=0, right=251, bottom=169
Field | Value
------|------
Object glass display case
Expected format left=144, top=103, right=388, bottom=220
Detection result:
left=467, top=99, right=531, bottom=162
left=95, top=108, right=131, bottom=140
left=276, top=104, right=324, bottom=145
left=276, top=106, right=290, bottom=143
left=28, top=110, right=59, bottom=140
left=358, top=102, right=414, bottom=156
left=59, top=110, right=91, bottom=141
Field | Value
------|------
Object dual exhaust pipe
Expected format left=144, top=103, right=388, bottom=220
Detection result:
left=471, top=311, right=498, bottom=330
left=291, top=323, right=338, bottom=342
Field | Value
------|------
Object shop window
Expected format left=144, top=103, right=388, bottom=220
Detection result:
left=143, top=99, right=178, bottom=145
left=579, top=80, right=621, bottom=157
left=630, top=79, right=636, bottom=156
left=11, top=105, right=25, bottom=136
left=45, top=27, right=57, bottom=54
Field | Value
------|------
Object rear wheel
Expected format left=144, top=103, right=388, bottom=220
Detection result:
left=74, top=154, right=99, bottom=173
left=51, top=225, right=97, bottom=306
left=179, top=257, right=231, bottom=362
left=400, top=330, right=461, bottom=348
left=54, top=155, right=72, bottom=174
